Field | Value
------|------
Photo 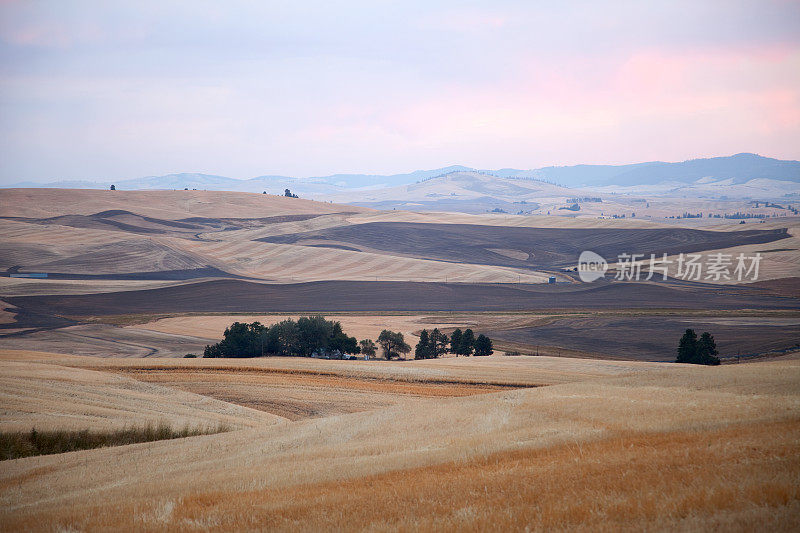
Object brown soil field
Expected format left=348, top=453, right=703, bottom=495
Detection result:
left=258, top=221, right=790, bottom=268
left=486, top=315, right=800, bottom=361
left=2, top=189, right=797, bottom=288
left=2, top=188, right=799, bottom=528
left=1, top=350, right=798, bottom=531
left=7, top=279, right=798, bottom=326
left=0, top=324, right=211, bottom=357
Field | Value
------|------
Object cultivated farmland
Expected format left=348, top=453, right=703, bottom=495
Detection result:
left=1, top=189, right=799, bottom=531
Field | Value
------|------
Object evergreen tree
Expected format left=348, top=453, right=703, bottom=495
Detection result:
left=676, top=329, right=698, bottom=363
left=415, top=330, right=431, bottom=360
left=696, top=332, right=721, bottom=365
left=459, top=328, right=475, bottom=356
left=474, top=334, right=493, bottom=356
left=450, top=328, right=463, bottom=355
left=430, top=328, right=449, bottom=358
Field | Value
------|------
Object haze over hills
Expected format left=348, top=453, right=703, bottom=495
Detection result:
left=5, top=154, right=799, bottom=215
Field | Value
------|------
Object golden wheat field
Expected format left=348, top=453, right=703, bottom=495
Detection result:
left=1, top=189, right=799, bottom=531
left=1, top=347, right=799, bottom=531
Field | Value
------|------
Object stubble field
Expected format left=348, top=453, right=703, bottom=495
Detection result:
left=1, top=189, right=799, bottom=531
left=1, top=349, right=798, bottom=531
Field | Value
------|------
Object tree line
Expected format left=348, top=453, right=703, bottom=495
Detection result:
left=203, top=317, right=358, bottom=358
left=203, top=317, right=493, bottom=360
left=414, top=328, right=493, bottom=359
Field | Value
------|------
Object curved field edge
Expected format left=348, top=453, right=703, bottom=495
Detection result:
left=1, top=357, right=798, bottom=531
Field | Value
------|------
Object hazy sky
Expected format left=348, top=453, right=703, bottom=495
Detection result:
left=1, top=1, right=799, bottom=183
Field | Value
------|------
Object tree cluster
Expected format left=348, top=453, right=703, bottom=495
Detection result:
left=414, top=328, right=449, bottom=359
left=676, top=329, right=720, bottom=365
left=203, top=316, right=359, bottom=358
left=284, top=188, right=299, bottom=198
left=415, top=328, right=493, bottom=359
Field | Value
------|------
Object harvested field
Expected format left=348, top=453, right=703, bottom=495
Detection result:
left=0, top=356, right=282, bottom=432
left=0, top=324, right=210, bottom=357
left=7, top=280, right=798, bottom=325
left=486, top=315, right=800, bottom=361
left=259, top=222, right=790, bottom=268
left=108, top=367, right=515, bottom=420
left=2, top=188, right=800, bottom=529
left=0, top=189, right=371, bottom=220
left=1, top=353, right=798, bottom=531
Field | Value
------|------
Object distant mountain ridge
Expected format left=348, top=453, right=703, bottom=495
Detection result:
left=5, top=154, right=799, bottom=194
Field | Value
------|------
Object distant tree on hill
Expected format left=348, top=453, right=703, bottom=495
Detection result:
left=474, top=334, right=493, bottom=356
left=328, top=321, right=359, bottom=355
left=458, top=328, right=475, bottom=356
left=267, top=319, right=300, bottom=356
left=676, top=329, right=720, bottom=365
left=378, top=330, right=411, bottom=360
left=359, top=339, right=377, bottom=359
left=676, top=329, right=698, bottom=363
left=450, top=328, right=463, bottom=355
left=110, top=184, right=116, bottom=190
left=415, top=328, right=449, bottom=359
left=284, top=188, right=299, bottom=198
left=414, top=330, right=432, bottom=360
left=696, top=332, right=720, bottom=365
left=203, top=316, right=357, bottom=358
left=430, top=328, right=449, bottom=358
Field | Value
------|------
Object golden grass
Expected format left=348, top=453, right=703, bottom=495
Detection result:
left=160, top=419, right=800, bottom=532
left=0, top=358, right=283, bottom=432
left=0, top=351, right=798, bottom=531
left=0, top=188, right=371, bottom=220
left=109, top=367, right=518, bottom=420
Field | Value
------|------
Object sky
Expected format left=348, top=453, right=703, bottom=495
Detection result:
left=0, top=0, right=799, bottom=184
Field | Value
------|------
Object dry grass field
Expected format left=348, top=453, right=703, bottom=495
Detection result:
left=0, top=349, right=798, bottom=531
left=1, top=189, right=799, bottom=530
left=1, top=189, right=797, bottom=289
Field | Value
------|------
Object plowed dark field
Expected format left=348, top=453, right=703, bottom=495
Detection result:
left=486, top=315, right=800, bottom=361
left=259, top=222, right=789, bottom=267
left=7, top=279, right=799, bottom=322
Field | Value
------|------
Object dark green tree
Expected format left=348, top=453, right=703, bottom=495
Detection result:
left=474, top=334, right=493, bottom=356
left=328, top=321, right=359, bottom=355
left=110, top=184, right=116, bottom=190
left=459, top=328, right=475, bottom=356
left=359, top=339, right=377, bottom=359
left=378, top=330, right=411, bottom=360
left=450, top=328, right=463, bottom=355
left=676, top=329, right=698, bottom=363
left=266, top=319, right=300, bottom=356
left=415, top=329, right=432, bottom=360
left=430, top=328, right=449, bottom=358
left=696, top=332, right=721, bottom=365
left=203, top=321, right=266, bottom=357
left=297, top=315, right=333, bottom=356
